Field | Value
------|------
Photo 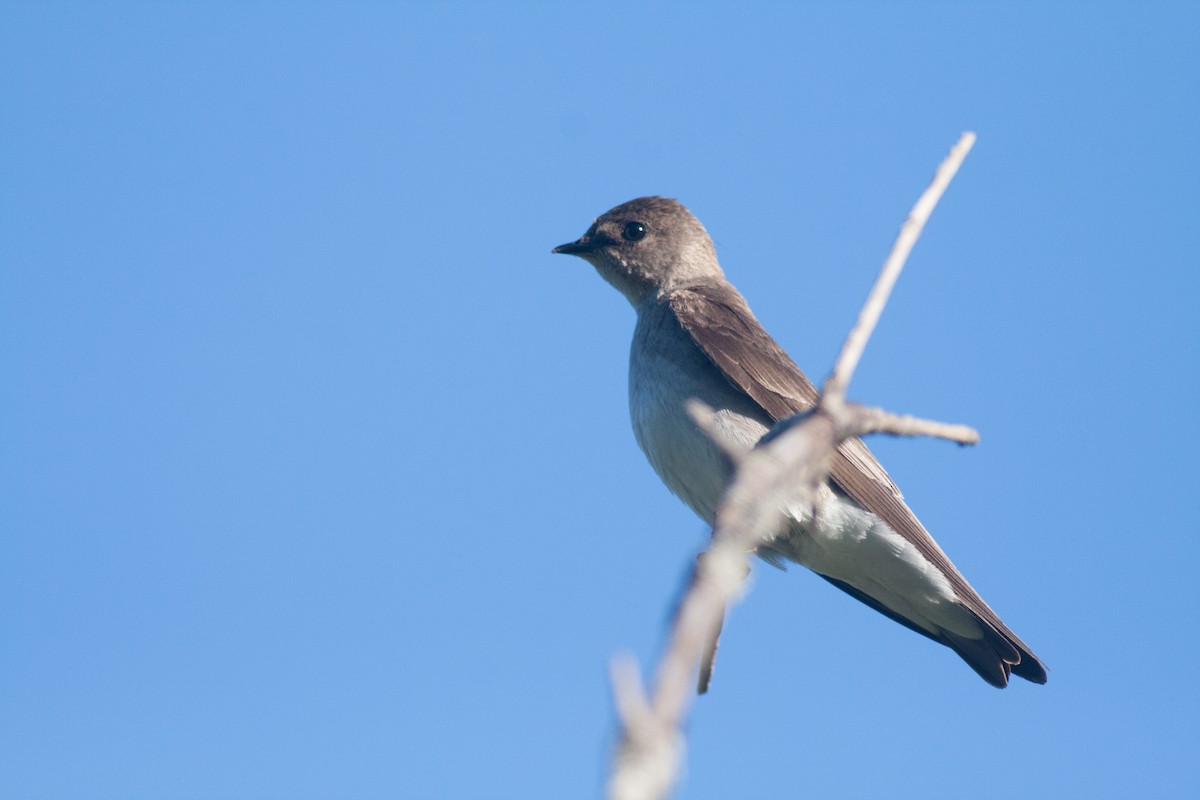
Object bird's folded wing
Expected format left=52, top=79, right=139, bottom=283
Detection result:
left=668, top=284, right=1046, bottom=683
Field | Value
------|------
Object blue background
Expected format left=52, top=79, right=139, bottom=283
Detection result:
left=3, top=2, right=1198, bottom=798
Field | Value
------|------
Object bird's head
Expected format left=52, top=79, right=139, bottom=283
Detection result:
left=553, top=196, right=723, bottom=306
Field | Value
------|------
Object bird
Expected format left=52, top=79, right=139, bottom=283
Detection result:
left=552, top=196, right=1046, bottom=689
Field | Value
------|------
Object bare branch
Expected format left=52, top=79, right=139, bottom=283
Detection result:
left=845, top=405, right=980, bottom=445
left=603, top=133, right=980, bottom=800
left=826, top=132, right=976, bottom=399
left=605, top=412, right=839, bottom=800
left=609, top=657, right=680, bottom=800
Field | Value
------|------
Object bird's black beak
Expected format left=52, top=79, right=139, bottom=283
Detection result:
left=552, top=237, right=593, bottom=256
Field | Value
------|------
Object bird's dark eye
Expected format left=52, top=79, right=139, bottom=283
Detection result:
left=622, top=221, right=647, bottom=242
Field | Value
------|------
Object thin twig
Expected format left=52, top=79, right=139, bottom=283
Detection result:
left=846, top=405, right=980, bottom=445
left=826, top=132, right=976, bottom=398
left=604, top=133, right=979, bottom=800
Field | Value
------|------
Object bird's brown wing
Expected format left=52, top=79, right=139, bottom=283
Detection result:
left=668, top=283, right=1046, bottom=686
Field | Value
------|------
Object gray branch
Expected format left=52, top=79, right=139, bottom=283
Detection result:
left=605, top=133, right=980, bottom=800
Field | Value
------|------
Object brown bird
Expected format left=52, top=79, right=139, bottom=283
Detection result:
left=554, top=196, right=1046, bottom=689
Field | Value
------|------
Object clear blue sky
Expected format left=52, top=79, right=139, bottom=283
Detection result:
left=3, top=2, right=1198, bottom=798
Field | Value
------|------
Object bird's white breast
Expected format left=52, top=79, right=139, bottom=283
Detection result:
left=627, top=300, right=771, bottom=523
left=625, top=298, right=973, bottom=637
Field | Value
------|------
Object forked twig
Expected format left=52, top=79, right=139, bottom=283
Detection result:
left=606, top=133, right=980, bottom=800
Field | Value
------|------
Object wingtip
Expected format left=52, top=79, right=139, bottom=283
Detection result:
left=942, top=628, right=1048, bottom=688
left=1013, top=655, right=1048, bottom=685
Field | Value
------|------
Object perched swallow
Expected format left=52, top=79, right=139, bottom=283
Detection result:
left=554, top=196, right=1046, bottom=688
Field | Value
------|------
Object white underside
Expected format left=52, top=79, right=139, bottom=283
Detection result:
left=628, top=302, right=981, bottom=639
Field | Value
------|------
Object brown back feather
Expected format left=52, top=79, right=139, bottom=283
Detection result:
left=668, top=284, right=1046, bottom=684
